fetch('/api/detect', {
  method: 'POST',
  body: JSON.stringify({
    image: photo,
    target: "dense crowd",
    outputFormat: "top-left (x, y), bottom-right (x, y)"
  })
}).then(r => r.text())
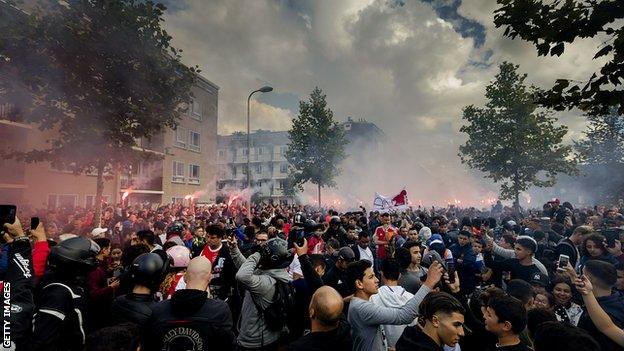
top-left (2, 198), bottom-right (624, 351)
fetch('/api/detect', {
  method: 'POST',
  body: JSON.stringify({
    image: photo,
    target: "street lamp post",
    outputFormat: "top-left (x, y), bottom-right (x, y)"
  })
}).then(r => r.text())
top-left (247, 85), bottom-right (273, 218)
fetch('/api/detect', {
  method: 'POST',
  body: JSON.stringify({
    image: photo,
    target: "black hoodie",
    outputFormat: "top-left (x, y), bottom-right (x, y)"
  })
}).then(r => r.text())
top-left (142, 289), bottom-right (235, 351)
top-left (396, 327), bottom-right (444, 351)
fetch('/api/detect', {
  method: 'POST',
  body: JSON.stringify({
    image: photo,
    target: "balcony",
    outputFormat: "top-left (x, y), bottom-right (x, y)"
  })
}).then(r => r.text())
top-left (134, 134), bottom-right (165, 154)
top-left (0, 158), bottom-right (26, 186)
top-left (120, 176), bottom-right (163, 191)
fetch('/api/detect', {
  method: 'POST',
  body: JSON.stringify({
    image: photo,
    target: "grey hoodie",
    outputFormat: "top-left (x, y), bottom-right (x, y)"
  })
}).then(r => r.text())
top-left (348, 284), bottom-right (432, 351)
top-left (234, 250), bottom-right (292, 348)
top-left (370, 285), bottom-right (417, 348)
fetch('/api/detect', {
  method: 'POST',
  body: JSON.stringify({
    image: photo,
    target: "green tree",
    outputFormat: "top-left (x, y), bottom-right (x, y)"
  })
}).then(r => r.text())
top-left (286, 87), bottom-right (347, 207)
top-left (459, 62), bottom-right (577, 211)
top-left (574, 107), bottom-right (624, 202)
top-left (494, 0), bottom-right (624, 116)
top-left (0, 0), bottom-right (197, 225)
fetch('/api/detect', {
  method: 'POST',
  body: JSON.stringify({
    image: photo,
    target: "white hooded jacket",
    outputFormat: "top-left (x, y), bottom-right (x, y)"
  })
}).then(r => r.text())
top-left (369, 285), bottom-right (417, 348)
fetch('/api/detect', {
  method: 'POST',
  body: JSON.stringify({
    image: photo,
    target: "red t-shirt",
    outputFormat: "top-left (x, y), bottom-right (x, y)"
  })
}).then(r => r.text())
top-left (201, 245), bottom-right (221, 264)
top-left (375, 225), bottom-right (397, 259)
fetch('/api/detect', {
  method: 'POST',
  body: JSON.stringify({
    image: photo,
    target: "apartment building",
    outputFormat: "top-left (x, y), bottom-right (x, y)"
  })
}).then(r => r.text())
top-left (216, 130), bottom-right (293, 204)
top-left (0, 75), bottom-right (219, 208)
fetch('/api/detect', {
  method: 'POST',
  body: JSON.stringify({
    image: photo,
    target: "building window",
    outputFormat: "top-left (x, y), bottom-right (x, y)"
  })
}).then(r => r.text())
top-left (172, 197), bottom-right (184, 204)
top-left (189, 164), bottom-right (200, 184)
top-left (280, 146), bottom-right (288, 155)
top-left (280, 163), bottom-right (288, 173)
top-left (242, 148), bottom-right (249, 156)
top-left (190, 98), bottom-right (202, 120)
top-left (258, 147), bottom-right (265, 155)
top-left (277, 180), bottom-right (284, 189)
top-left (85, 195), bottom-right (110, 208)
top-left (173, 127), bottom-right (187, 149)
top-left (48, 194), bottom-right (77, 209)
top-left (218, 149), bottom-right (226, 160)
top-left (256, 164), bottom-right (262, 174)
top-left (189, 131), bottom-right (200, 152)
top-left (172, 161), bottom-right (185, 183)
top-left (232, 167), bottom-right (237, 177)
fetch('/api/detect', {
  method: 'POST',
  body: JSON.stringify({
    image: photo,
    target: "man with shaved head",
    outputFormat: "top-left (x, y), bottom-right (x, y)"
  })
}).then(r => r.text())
top-left (288, 286), bottom-right (353, 351)
top-left (142, 256), bottom-right (235, 350)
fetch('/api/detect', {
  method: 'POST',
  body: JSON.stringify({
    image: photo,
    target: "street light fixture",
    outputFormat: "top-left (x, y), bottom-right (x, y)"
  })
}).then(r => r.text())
top-left (247, 85), bottom-right (273, 218)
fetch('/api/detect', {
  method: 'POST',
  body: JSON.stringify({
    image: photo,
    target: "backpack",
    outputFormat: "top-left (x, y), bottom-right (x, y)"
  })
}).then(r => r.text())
top-left (253, 279), bottom-right (296, 332)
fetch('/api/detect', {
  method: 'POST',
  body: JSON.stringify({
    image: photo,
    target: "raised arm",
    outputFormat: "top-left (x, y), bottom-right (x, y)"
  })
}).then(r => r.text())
top-left (576, 275), bottom-right (624, 347)
top-left (358, 261), bottom-right (443, 326)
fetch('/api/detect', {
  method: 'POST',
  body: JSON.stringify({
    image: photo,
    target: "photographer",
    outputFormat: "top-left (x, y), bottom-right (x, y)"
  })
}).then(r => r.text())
top-left (234, 237), bottom-right (293, 350)
top-left (2, 217), bottom-right (38, 349)
top-left (30, 236), bottom-right (100, 350)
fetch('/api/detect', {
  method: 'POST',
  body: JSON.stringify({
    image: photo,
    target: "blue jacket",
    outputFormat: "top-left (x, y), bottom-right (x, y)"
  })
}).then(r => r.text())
top-left (449, 243), bottom-right (478, 294)
top-left (578, 292), bottom-right (624, 351)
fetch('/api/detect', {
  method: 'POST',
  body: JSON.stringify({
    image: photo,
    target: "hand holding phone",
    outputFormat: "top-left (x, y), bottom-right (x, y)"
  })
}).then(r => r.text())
top-left (447, 262), bottom-right (456, 283)
top-left (557, 254), bottom-right (570, 271)
top-left (30, 217), bottom-right (40, 230)
top-left (0, 205), bottom-right (16, 228)
top-left (30, 217), bottom-right (47, 242)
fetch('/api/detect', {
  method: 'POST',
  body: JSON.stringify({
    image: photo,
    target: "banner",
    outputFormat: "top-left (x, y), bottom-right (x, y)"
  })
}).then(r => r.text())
top-left (373, 189), bottom-right (409, 212)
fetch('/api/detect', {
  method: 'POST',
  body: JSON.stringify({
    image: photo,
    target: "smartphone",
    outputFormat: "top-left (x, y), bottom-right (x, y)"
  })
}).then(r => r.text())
top-left (558, 254), bottom-right (570, 271)
top-left (0, 205), bottom-right (17, 228)
top-left (31, 217), bottom-right (40, 230)
top-left (447, 261), bottom-right (456, 283)
top-left (295, 228), bottom-right (305, 247)
top-left (426, 251), bottom-right (448, 271)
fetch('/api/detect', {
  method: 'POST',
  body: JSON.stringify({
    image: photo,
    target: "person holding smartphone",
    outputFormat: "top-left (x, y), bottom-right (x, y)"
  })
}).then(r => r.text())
top-left (575, 260), bottom-right (624, 351)
top-left (199, 224), bottom-right (235, 300)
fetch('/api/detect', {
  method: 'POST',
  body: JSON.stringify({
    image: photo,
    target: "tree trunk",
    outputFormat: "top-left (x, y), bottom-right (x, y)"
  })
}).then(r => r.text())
top-left (318, 184), bottom-right (321, 208)
top-left (93, 158), bottom-right (105, 229)
top-left (513, 174), bottom-right (520, 215)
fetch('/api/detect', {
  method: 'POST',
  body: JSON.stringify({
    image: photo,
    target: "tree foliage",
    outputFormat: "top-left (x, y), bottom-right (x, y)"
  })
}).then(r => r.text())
top-left (0, 0), bottom-right (197, 222)
top-left (494, 0), bottom-right (624, 116)
top-left (459, 62), bottom-right (577, 208)
top-left (286, 87), bottom-right (347, 206)
top-left (574, 107), bottom-right (624, 202)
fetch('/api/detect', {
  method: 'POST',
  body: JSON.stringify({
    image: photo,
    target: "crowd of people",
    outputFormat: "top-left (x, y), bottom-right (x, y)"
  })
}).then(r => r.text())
top-left (2, 198), bottom-right (624, 351)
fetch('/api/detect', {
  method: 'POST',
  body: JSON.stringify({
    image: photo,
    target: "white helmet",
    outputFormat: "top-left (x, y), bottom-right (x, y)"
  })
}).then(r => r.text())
top-left (166, 245), bottom-right (191, 268)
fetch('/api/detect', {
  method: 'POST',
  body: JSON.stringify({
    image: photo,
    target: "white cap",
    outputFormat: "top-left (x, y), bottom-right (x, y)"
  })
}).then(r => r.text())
top-left (90, 227), bottom-right (107, 238)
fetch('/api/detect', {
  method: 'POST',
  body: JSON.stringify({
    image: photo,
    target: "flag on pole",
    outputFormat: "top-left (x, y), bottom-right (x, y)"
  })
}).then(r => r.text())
top-left (373, 188), bottom-right (409, 212)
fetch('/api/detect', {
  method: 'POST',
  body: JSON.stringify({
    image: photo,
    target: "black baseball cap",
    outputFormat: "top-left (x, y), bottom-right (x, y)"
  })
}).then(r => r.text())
top-left (335, 247), bottom-right (355, 261)
top-left (530, 272), bottom-right (550, 287)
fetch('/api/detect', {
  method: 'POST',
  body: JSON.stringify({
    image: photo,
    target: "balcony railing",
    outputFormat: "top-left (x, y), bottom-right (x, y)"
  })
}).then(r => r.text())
top-left (120, 176), bottom-right (163, 191)
top-left (135, 135), bottom-right (165, 153)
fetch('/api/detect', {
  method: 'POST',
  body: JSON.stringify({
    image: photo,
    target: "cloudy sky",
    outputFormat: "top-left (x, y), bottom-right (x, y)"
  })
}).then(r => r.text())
top-left (161, 0), bottom-right (606, 207)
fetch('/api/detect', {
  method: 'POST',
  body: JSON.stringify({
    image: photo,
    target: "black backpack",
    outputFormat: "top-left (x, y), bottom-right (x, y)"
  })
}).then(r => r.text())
top-left (253, 279), bottom-right (296, 332)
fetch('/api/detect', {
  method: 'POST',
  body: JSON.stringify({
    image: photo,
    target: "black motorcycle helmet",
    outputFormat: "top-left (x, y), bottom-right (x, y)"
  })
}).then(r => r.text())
top-left (47, 237), bottom-right (99, 274)
top-left (293, 213), bottom-right (307, 226)
top-left (129, 251), bottom-right (170, 290)
top-left (259, 237), bottom-right (293, 270)
top-left (167, 221), bottom-right (184, 237)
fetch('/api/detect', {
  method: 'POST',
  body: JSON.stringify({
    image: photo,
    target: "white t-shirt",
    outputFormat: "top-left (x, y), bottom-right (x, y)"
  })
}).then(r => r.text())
top-left (358, 245), bottom-right (375, 267)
